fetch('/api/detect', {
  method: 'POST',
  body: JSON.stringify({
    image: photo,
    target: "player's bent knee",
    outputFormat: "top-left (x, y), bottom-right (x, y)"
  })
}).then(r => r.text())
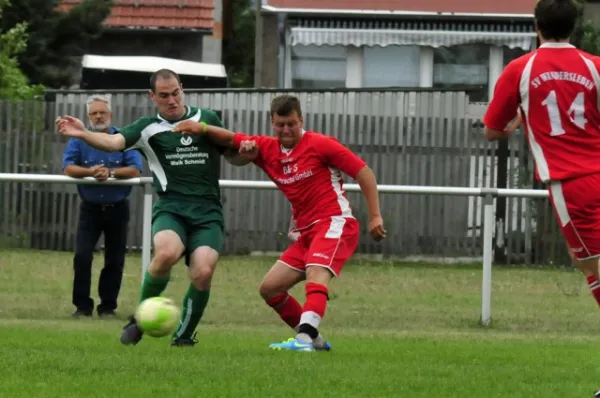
top-left (152, 249), bottom-right (181, 271)
top-left (189, 263), bottom-right (214, 285)
top-left (258, 270), bottom-right (285, 300)
top-left (259, 281), bottom-right (279, 301)
top-left (151, 231), bottom-right (184, 267)
top-left (188, 246), bottom-right (219, 288)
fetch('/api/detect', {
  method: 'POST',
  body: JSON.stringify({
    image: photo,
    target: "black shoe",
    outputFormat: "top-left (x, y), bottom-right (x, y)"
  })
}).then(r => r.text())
top-left (72, 309), bottom-right (92, 318)
top-left (171, 332), bottom-right (198, 347)
top-left (98, 310), bottom-right (116, 318)
top-left (594, 390), bottom-right (600, 398)
top-left (120, 316), bottom-right (143, 345)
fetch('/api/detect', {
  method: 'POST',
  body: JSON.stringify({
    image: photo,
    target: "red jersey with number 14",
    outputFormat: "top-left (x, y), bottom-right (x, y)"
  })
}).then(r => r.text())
top-left (232, 131), bottom-right (366, 229)
top-left (484, 42), bottom-right (600, 183)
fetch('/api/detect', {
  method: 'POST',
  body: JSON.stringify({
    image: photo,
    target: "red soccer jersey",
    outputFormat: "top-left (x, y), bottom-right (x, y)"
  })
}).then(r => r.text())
top-left (232, 130), bottom-right (367, 229)
top-left (484, 42), bottom-right (600, 183)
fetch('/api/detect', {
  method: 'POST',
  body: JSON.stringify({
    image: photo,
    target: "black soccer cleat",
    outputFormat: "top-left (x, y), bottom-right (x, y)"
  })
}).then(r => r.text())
top-left (120, 315), bottom-right (143, 345)
top-left (594, 390), bottom-right (600, 398)
top-left (71, 309), bottom-right (92, 318)
top-left (171, 332), bottom-right (198, 347)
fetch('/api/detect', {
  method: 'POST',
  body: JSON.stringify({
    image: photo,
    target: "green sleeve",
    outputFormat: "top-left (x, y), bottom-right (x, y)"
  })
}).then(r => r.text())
top-left (119, 117), bottom-right (153, 150)
top-left (209, 109), bottom-right (225, 128)
top-left (206, 110), bottom-right (227, 154)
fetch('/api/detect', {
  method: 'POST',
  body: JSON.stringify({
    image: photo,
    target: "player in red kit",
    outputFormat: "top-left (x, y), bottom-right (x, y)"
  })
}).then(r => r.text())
top-left (173, 95), bottom-right (386, 351)
top-left (483, 0), bottom-right (600, 311)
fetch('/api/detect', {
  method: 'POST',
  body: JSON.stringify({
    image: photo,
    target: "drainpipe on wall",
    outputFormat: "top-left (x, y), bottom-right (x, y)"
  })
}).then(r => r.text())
top-left (276, 13), bottom-right (287, 88)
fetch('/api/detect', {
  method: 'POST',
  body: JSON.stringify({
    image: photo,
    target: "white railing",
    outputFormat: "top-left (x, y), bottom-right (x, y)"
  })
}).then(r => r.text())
top-left (0, 173), bottom-right (551, 326)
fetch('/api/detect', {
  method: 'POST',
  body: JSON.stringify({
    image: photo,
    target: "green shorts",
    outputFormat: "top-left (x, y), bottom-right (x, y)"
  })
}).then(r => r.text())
top-left (151, 196), bottom-right (225, 257)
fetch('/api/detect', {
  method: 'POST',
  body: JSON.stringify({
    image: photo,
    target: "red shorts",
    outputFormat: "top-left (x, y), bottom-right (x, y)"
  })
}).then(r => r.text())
top-left (279, 216), bottom-right (359, 277)
top-left (549, 173), bottom-right (600, 260)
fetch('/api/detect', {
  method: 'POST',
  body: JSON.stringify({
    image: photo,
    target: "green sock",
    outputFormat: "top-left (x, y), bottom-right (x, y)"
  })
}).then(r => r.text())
top-left (138, 271), bottom-right (170, 303)
top-left (172, 285), bottom-right (211, 340)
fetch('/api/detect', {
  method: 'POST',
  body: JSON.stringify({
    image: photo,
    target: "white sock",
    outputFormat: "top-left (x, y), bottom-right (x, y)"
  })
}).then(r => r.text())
top-left (312, 334), bottom-right (326, 348)
top-left (294, 325), bottom-right (324, 345)
top-left (296, 332), bottom-right (312, 343)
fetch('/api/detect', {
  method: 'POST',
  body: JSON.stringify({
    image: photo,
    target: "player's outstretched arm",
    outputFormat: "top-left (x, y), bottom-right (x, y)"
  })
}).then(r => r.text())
top-left (173, 121), bottom-right (260, 166)
top-left (355, 166), bottom-right (386, 241)
top-left (172, 120), bottom-right (236, 147)
top-left (223, 148), bottom-right (253, 166)
top-left (56, 116), bottom-right (126, 152)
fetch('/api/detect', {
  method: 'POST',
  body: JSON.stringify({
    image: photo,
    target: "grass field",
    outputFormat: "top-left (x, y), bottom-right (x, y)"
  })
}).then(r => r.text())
top-left (2, 249), bottom-right (600, 397)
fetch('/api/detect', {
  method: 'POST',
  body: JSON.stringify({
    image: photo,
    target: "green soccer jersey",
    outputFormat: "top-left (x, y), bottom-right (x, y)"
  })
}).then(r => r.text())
top-left (119, 106), bottom-right (226, 200)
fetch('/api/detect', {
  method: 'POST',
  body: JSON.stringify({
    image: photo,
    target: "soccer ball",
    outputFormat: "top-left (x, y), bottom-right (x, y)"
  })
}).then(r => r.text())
top-left (134, 297), bottom-right (180, 337)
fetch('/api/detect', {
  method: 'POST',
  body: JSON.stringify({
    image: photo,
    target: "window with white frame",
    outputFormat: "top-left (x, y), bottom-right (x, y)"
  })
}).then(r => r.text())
top-left (362, 45), bottom-right (421, 88)
top-left (291, 45), bottom-right (347, 89)
top-left (433, 44), bottom-right (490, 102)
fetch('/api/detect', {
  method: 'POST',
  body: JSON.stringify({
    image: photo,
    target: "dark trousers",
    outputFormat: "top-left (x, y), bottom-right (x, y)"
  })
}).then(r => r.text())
top-left (72, 200), bottom-right (130, 314)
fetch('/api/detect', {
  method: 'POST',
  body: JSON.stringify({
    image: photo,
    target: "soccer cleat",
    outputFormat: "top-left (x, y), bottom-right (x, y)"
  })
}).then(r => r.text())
top-left (313, 340), bottom-right (332, 351)
top-left (594, 390), bottom-right (600, 398)
top-left (269, 337), bottom-right (315, 352)
top-left (171, 332), bottom-right (198, 347)
top-left (71, 309), bottom-right (92, 318)
top-left (98, 310), bottom-right (116, 318)
top-left (120, 315), bottom-right (143, 345)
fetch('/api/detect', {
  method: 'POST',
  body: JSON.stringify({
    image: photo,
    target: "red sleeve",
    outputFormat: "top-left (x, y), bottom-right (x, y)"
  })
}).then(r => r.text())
top-left (317, 135), bottom-right (366, 179)
top-left (232, 133), bottom-right (272, 164)
top-left (232, 132), bottom-right (252, 148)
top-left (483, 61), bottom-right (522, 131)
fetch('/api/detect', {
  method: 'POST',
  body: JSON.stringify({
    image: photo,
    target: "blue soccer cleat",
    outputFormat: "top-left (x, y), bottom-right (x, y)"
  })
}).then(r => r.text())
top-left (269, 337), bottom-right (315, 352)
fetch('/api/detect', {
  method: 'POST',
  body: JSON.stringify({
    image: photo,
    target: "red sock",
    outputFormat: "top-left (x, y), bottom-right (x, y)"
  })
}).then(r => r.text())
top-left (266, 293), bottom-right (302, 329)
top-left (587, 276), bottom-right (600, 306)
top-left (301, 282), bottom-right (329, 324)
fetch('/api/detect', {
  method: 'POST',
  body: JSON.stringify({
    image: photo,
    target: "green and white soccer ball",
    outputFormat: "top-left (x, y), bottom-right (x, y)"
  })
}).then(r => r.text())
top-left (135, 297), bottom-right (181, 337)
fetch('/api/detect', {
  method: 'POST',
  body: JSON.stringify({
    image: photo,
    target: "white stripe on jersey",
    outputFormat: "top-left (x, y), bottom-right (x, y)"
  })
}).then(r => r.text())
top-left (519, 54), bottom-right (551, 182)
top-left (579, 55), bottom-right (600, 111)
top-left (328, 167), bottom-right (352, 218)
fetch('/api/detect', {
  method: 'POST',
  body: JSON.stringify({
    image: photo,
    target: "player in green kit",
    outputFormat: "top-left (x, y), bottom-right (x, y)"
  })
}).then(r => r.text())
top-left (56, 69), bottom-right (248, 347)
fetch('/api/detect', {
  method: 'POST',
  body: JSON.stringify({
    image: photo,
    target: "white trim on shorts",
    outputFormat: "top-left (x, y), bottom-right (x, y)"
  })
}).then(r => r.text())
top-left (305, 263), bottom-right (339, 277)
top-left (277, 259), bottom-right (305, 273)
top-left (550, 182), bottom-right (593, 259)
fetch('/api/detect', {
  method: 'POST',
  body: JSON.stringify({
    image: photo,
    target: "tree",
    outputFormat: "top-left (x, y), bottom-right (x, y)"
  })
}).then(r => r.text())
top-left (222, 0), bottom-right (256, 87)
top-left (0, 0), bottom-right (43, 99)
top-left (572, 0), bottom-right (600, 55)
top-left (0, 0), bottom-right (112, 88)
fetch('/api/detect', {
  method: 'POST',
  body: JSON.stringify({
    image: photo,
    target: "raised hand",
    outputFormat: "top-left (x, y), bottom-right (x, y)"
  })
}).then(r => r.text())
top-left (56, 115), bottom-right (86, 138)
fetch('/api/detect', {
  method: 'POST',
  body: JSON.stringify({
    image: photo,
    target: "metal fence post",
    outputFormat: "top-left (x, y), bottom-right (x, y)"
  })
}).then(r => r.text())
top-left (481, 190), bottom-right (497, 326)
top-left (141, 182), bottom-right (153, 281)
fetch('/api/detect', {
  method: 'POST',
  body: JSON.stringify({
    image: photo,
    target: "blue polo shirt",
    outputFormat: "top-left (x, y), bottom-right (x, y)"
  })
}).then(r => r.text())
top-left (62, 126), bottom-right (144, 204)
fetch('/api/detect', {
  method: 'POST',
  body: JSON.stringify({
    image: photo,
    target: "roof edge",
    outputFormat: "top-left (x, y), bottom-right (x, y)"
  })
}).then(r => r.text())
top-left (261, 5), bottom-right (534, 20)
top-left (103, 26), bottom-right (213, 33)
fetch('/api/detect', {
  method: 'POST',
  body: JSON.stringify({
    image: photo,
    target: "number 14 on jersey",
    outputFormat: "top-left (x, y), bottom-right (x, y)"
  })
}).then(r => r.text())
top-left (541, 90), bottom-right (587, 136)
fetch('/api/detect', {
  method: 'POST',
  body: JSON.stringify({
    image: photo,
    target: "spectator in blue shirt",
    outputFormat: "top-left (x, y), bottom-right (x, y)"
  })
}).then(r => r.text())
top-left (62, 94), bottom-right (144, 318)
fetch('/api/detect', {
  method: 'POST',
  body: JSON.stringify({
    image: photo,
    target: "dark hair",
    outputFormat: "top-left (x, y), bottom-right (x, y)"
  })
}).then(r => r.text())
top-left (534, 0), bottom-right (579, 41)
top-left (150, 69), bottom-right (181, 92)
top-left (270, 95), bottom-right (303, 118)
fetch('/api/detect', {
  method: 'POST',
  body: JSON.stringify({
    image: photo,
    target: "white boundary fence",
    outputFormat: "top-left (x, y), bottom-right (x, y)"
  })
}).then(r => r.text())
top-left (0, 173), bottom-right (551, 326)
